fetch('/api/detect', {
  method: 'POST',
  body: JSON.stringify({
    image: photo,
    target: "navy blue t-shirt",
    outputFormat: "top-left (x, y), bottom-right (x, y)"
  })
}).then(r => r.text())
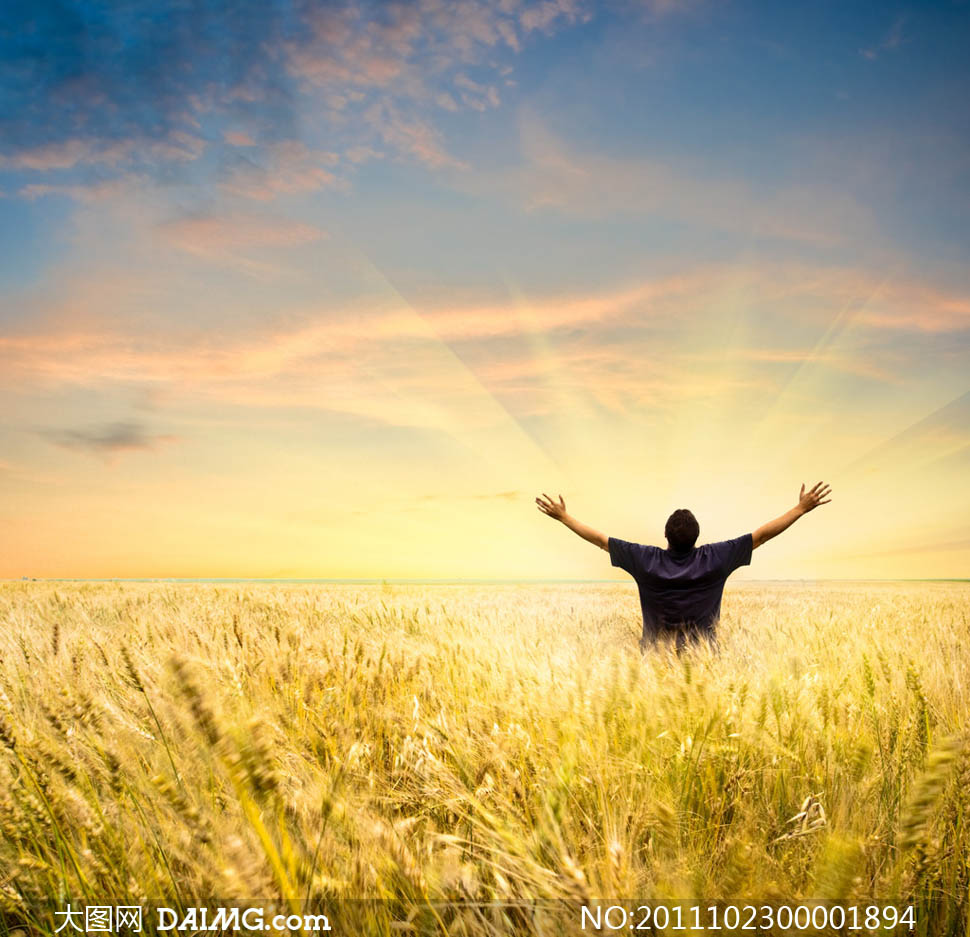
top-left (608, 533), bottom-right (753, 642)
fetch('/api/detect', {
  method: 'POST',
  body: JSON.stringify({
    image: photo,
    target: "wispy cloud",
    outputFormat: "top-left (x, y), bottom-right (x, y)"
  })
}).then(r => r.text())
top-left (218, 141), bottom-right (347, 201)
top-left (1, 139), bottom-right (118, 171)
top-left (860, 14), bottom-right (908, 61)
top-left (362, 100), bottom-right (471, 171)
top-left (41, 420), bottom-right (179, 456)
top-left (4, 259), bottom-right (968, 390)
top-left (417, 489), bottom-right (521, 502)
top-left (452, 73), bottom-right (502, 111)
top-left (17, 174), bottom-right (153, 203)
top-left (6, 260), bottom-right (965, 438)
top-left (0, 134), bottom-right (205, 172)
top-left (223, 130), bottom-right (257, 147)
top-left (519, 0), bottom-right (593, 35)
top-left (857, 295), bottom-right (970, 333)
top-left (155, 212), bottom-right (327, 275)
top-left (627, 0), bottom-right (705, 20)
top-left (690, 346), bottom-right (902, 383)
top-left (0, 0), bottom-right (592, 200)
top-left (451, 110), bottom-right (877, 245)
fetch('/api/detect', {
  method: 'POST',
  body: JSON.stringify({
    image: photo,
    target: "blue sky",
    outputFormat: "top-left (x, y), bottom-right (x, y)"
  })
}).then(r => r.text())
top-left (1, 0), bottom-right (969, 578)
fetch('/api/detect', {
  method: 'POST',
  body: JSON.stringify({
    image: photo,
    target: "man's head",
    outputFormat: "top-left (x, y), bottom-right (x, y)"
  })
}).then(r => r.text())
top-left (665, 508), bottom-right (699, 552)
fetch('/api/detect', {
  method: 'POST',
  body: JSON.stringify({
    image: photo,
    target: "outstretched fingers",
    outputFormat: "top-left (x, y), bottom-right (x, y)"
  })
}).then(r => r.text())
top-left (813, 481), bottom-right (833, 507)
top-left (536, 491), bottom-right (568, 519)
top-left (800, 481), bottom-right (833, 509)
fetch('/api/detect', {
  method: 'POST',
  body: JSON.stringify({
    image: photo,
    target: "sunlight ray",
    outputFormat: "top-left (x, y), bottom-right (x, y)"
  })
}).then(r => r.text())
top-left (495, 268), bottom-right (604, 480)
top-left (336, 241), bottom-right (569, 488)
top-left (835, 388), bottom-right (970, 478)
top-left (751, 268), bottom-right (898, 433)
top-left (740, 267), bottom-right (902, 480)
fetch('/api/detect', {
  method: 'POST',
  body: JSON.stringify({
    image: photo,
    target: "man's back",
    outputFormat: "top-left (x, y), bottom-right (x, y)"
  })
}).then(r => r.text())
top-left (608, 534), bottom-right (753, 646)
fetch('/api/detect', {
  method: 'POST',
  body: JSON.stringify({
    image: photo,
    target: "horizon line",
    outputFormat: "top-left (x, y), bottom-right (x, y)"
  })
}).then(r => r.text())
top-left (3, 577), bottom-right (968, 585)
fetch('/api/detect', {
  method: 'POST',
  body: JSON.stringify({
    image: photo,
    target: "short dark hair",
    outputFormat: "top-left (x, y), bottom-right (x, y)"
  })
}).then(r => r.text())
top-left (665, 508), bottom-right (699, 552)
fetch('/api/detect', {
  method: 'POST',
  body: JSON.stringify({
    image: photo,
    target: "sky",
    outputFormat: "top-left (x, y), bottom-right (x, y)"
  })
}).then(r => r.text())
top-left (1, 0), bottom-right (968, 580)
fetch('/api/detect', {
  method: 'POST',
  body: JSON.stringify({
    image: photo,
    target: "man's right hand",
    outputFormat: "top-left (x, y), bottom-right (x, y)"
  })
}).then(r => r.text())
top-left (536, 494), bottom-right (609, 550)
top-left (536, 492), bottom-right (568, 522)
top-left (798, 481), bottom-right (832, 513)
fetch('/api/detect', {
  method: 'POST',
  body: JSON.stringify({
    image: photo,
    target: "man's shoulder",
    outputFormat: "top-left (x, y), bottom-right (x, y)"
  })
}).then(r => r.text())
top-left (609, 537), bottom-right (659, 563)
top-left (702, 533), bottom-right (753, 551)
top-left (610, 536), bottom-right (659, 551)
top-left (701, 533), bottom-right (754, 570)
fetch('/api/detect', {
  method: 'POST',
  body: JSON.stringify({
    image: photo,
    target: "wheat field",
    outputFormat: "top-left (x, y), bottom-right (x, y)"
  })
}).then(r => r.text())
top-left (0, 580), bottom-right (968, 935)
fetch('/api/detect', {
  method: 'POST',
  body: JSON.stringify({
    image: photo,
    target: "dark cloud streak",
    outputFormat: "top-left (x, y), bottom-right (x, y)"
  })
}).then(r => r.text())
top-left (42, 420), bottom-right (178, 454)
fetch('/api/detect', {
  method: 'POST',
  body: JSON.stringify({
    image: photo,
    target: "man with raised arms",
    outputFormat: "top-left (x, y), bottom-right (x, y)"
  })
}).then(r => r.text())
top-left (535, 482), bottom-right (832, 651)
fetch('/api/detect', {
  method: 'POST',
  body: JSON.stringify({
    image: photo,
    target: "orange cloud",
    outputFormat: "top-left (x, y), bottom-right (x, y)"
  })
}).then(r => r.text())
top-left (0, 139), bottom-right (102, 170)
top-left (220, 141), bottom-right (346, 201)
top-left (2, 258), bottom-right (967, 439)
top-left (453, 73), bottom-right (501, 111)
top-left (4, 259), bottom-right (967, 387)
top-left (18, 174), bottom-right (153, 203)
top-left (519, 0), bottom-right (592, 35)
top-left (223, 130), bottom-right (257, 147)
top-left (279, 0), bottom-right (583, 171)
top-left (857, 294), bottom-right (970, 332)
top-left (1, 134), bottom-right (205, 172)
top-left (0, 266), bottom-right (713, 438)
top-left (362, 100), bottom-right (470, 171)
top-left (156, 213), bottom-right (327, 271)
top-left (723, 347), bottom-right (901, 382)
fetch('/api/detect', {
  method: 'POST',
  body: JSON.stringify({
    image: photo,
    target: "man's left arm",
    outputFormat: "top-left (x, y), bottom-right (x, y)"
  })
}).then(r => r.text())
top-left (752, 482), bottom-right (832, 549)
top-left (535, 493), bottom-right (609, 551)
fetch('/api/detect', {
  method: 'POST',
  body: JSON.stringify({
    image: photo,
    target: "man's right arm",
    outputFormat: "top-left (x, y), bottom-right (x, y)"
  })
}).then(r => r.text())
top-left (535, 492), bottom-right (609, 550)
top-left (752, 481), bottom-right (832, 549)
